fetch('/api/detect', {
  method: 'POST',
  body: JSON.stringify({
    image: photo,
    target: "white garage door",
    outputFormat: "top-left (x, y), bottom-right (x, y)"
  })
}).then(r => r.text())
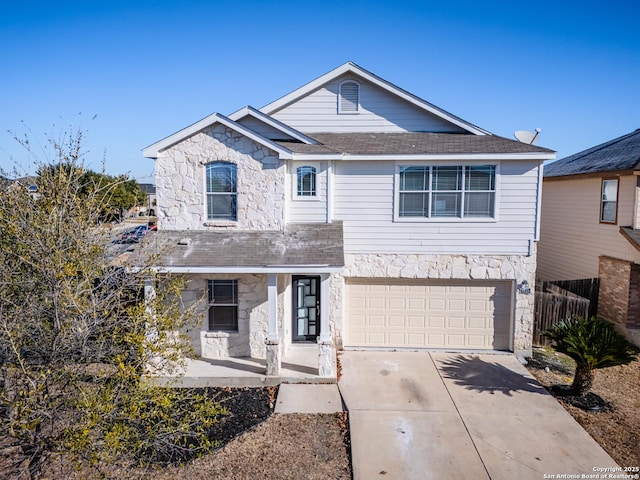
top-left (345, 279), bottom-right (512, 350)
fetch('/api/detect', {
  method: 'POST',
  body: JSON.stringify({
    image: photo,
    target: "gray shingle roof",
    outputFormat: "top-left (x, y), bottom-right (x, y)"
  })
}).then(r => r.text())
top-left (620, 227), bottom-right (640, 253)
top-left (545, 129), bottom-right (640, 178)
top-left (146, 222), bottom-right (344, 268)
top-left (275, 132), bottom-right (555, 155)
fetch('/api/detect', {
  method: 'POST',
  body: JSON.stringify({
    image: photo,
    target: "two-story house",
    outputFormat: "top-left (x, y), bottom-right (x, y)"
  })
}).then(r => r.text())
top-left (538, 129), bottom-right (640, 339)
top-left (143, 62), bottom-right (555, 376)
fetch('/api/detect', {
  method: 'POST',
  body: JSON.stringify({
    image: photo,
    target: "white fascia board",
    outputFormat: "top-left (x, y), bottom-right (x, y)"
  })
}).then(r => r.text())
top-left (291, 154), bottom-right (342, 161)
top-left (260, 61), bottom-right (490, 136)
top-left (228, 106), bottom-right (319, 145)
top-left (292, 152), bottom-right (557, 162)
top-left (142, 112), bottom-right (293, 159)
top-left (153, 265), bottom-right (343, 274)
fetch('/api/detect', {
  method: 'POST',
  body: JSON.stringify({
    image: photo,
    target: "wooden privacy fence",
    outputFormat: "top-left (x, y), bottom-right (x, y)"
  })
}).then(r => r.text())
top-left (550, 278), bottom-right (599, 319)
top-left (533, 286), bottom-right (590, 347)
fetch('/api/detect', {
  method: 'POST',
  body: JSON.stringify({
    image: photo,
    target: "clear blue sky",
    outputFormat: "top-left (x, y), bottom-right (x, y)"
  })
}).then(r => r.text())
top-left (1, 0), bottom-right (638, 183)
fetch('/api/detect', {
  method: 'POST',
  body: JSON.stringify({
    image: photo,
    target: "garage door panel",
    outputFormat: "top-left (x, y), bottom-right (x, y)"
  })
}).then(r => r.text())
top-left (467, 335), bottom-right (487, 347)
top-left (346, 279), bottom-right (511, 350)
top-left (448, 298), bottom-right (466, 311)
top-left (350, 314), bottom-right (366, 327)
top-left (350, 297), bottom-right (366, 309)
top-left (368, 297), bottom-right (386, 309)
top-left (446, 334), bottom-right (466, 347)
top-left (407, 333), bottom-right (427, 345)
top-left (388, 332), bottom-right (405, 344)
top-left (468, 299), bottom-right (488, 312)
top-left (368, 332), bottom-right (386, 344)
top-left (428, 316), bottom-right (445, 328)
top-left (408, 298), bottom-right (426, 310)
top-left (389, 298), bottom-right (406, 309)
top-left (429, 298), bottom-right (446, 310)
top-left (407, 316), bottom-right (425, 328)
top-left (447, 316), bottom-right (465, 328)
top-left (468, 317), bottom-right (488, 329)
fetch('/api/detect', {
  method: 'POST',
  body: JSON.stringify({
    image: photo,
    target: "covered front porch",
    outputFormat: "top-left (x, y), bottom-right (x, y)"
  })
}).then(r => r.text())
top-left (147, 223), bottom-right (345, 384)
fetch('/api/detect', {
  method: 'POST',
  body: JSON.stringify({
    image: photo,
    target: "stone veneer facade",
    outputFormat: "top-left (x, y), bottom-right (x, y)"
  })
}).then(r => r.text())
top-left (156, 124), bottom-right (285, 231)
top-left (181, 274), bottom-right (269, 358)
top-left (182, 273), bottom-right (342, 360)
top-left (341, 252), bottom-right (537, 357)
top-left (177, 255), bottom-right (535, 359)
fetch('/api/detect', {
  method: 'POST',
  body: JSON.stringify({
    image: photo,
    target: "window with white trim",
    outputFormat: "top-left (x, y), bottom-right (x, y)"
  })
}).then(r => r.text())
top-left (296, 166), bottom-right (317, 197)
top-left (206, 162), bottom-right (237, 220)
top-left (398, 165), bottom-right (496, 218)
top-left (208, 280), bottom-right (238, 331)
top-left (338, 81), bottom-right (359, 113)
top-left (600, 178), bottom-right (618, 223)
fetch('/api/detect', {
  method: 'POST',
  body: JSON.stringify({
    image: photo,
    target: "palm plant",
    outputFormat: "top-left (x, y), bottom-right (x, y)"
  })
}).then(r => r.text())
top-left (544, 316), bottom-right (636, 396)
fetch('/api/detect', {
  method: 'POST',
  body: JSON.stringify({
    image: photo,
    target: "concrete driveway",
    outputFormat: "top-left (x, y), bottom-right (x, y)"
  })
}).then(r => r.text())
top-left (338, 351), bottom-right (617, 480)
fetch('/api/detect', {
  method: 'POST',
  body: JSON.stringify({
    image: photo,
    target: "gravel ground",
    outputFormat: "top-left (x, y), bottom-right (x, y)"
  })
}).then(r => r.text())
top-left (526, 346), bottom-right (640, 468)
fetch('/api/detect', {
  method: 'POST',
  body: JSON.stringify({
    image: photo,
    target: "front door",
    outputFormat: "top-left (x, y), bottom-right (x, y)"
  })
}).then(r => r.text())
top-left (292, 276), bottom-right (320, 342)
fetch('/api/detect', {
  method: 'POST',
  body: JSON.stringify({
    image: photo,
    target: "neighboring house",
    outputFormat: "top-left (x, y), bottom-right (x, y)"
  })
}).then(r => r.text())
top-left (538, 129), bottom-right (640, 332)
top-left (14, 176), bottom-right (39, 198)
top-left (143, 61), bottom-right (555, 375)
top-left (137, 183), bottom-right (157, 216)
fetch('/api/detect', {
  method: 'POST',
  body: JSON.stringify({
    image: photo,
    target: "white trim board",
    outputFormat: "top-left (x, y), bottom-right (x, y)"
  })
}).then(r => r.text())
top-left (154, 265), bottom-right (343, 274)
top-left (143, 112), bottom-right (293, 159)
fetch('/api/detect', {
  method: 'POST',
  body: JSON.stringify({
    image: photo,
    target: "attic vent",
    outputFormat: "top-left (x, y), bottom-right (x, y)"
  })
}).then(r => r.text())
top-left (339, 81), bottom-right (359, 113)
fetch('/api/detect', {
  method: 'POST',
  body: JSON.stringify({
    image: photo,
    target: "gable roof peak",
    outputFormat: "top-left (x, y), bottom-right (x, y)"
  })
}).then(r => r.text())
top-left (260, 61), bottom-right (490, 136)
top-left (142, 111), bottom-right (293, 159)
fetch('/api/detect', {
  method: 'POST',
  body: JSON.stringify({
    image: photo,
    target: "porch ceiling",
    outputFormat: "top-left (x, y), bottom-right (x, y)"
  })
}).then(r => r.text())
top-left (145, 222), bottom-right (344, 271)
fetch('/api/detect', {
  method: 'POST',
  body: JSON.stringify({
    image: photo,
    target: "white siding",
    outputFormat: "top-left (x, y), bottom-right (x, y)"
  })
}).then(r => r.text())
top-left (332, 160), bottom-right (541, 255)
top-left (537, 175), bottom-right (640, 281)
top-left (271, 74), bottom-right (466, 134)
top-left (289, 161), bottom-right (328, 223)
top-left (236, 116), bottom-right (298, 141)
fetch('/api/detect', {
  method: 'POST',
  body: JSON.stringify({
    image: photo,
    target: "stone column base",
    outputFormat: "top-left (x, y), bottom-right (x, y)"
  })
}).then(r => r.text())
top-left (265, 337), bottom-right (281, 376)
top-left (318, 338), bottom-right (334, 377)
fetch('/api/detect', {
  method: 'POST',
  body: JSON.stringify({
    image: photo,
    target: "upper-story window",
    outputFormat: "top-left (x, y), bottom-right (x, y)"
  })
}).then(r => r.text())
top-left (338, 80), bottom-right (360, 113)
top-left (296, 166), bottom-right (317, 197)
top-left (206, 162), bottom-right (237, 221)
top-left (398, 165), bottom-right (496, 219)
top-left (600, 178), bottom-right (618, 223)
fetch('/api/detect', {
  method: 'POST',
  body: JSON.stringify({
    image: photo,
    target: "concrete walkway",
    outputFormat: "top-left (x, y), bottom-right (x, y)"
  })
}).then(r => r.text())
top-left (338, 351), bottom-right (618, 480)
top-left (274, 383), bottom-right (344, 414)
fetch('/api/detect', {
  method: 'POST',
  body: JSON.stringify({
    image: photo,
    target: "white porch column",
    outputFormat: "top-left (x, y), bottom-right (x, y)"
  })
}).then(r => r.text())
top-left (265, 273), bottom-right (281, 376)
top-left (144, 277), bottom-right (163, 375)
top-left (144, 278), bottom-right (158, 343)
top-left (318, 273), bottom-right (334, 377)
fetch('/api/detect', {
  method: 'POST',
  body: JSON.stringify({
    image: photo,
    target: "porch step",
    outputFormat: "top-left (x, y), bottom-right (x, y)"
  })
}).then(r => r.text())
top-left (274, 383), bottom-right (344, 414)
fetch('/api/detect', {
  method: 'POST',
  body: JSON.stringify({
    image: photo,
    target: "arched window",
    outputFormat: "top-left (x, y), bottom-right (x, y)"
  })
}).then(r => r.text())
top-left (297, 166), bottom-right (316, 197)
top-left (206, 162), bottom-right (237, 220)
top-left (338, 80), bottom-right (360, 113)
